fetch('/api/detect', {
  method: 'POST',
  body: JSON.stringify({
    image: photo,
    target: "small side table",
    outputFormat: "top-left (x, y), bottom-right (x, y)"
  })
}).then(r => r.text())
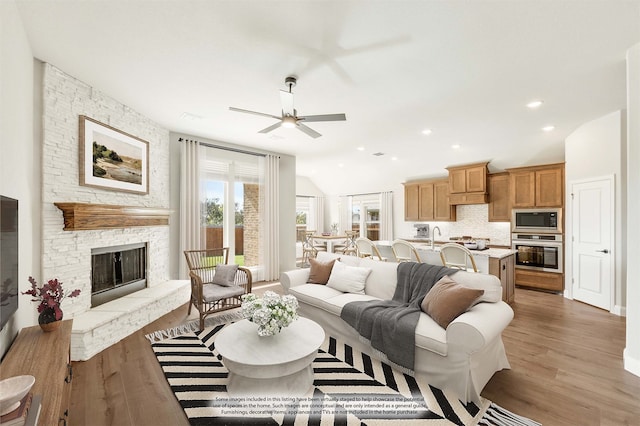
top-left (216, 317), bottom-right (325, 397)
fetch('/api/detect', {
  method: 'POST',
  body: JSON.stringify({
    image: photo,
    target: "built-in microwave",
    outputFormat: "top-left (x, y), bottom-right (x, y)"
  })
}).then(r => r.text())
top-left (511, 208), bottom-right (562, 234)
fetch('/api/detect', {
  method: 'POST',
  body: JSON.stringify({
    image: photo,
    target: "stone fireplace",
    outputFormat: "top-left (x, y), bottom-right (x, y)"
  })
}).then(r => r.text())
top-left (91, 242), bottom-right (147, 307)
top-left (40, 63), bottom-right (190, 361)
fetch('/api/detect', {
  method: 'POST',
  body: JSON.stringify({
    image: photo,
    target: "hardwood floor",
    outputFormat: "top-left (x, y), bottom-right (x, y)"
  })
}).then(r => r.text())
top-left (69, 285), bottom-right (640, 425)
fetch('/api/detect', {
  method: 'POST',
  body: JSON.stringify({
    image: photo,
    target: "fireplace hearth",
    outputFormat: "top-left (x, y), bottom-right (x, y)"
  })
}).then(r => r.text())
top-left (91, 242), bottom-right (147, 307)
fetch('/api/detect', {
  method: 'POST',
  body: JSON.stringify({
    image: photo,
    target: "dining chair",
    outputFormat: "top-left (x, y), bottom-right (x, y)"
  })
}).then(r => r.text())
top-left (302, 231), bottom-right (324, 265)
top-left (391, 239), bottom-right (422, 262)
top-left (355, 237), bottom-right (387, 261)
top-left (334, 230), bottom-right (358, 256)
top-left (439, 243), bottom-right (478, 272)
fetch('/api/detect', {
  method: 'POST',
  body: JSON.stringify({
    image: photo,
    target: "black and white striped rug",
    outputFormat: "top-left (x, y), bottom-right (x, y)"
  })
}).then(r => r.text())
top-left (150, 322), bottom-right (540, 426)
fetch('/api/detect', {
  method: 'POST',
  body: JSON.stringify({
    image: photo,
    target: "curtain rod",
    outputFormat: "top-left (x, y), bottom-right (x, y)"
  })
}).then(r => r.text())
top-left (178, 137), bottom-right (268, 158)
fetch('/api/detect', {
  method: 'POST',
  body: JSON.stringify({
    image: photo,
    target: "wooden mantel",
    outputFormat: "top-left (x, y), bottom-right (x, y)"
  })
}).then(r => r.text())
top-left (54, 202), bottom-right (171, 231)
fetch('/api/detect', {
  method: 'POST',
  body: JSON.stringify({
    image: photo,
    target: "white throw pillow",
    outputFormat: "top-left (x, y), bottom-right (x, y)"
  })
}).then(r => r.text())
top-left (326, 261), bottom-right (372, 294)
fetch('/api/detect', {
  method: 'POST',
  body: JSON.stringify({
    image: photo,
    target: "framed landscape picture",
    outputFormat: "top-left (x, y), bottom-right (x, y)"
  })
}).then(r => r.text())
top-left (79, 116), bottom-right (149, 194)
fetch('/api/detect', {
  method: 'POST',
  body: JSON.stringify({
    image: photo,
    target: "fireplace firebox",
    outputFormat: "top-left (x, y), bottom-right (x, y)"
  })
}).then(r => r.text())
top-left (91, 242), bottom-right (147, 307)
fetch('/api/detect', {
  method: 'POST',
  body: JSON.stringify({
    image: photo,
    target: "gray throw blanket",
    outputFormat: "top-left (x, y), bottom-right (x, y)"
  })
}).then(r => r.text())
top-left (340, 262), bottom-right (457, 371)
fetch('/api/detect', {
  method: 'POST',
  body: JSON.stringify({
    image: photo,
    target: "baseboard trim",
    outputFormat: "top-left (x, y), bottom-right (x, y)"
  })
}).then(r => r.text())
top-left (624, 348), bottom-right (640, 378)
top-left (612, 304), bottom-right (626, 316)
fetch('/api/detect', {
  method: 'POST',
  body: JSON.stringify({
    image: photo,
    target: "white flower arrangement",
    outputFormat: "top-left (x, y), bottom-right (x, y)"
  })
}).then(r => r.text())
top-left (240, 291), bottom-right (299, 336)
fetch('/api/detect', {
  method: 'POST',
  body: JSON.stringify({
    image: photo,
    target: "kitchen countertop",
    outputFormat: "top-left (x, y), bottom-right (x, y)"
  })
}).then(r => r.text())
top-left (377, 240), bottom-right (515, 259)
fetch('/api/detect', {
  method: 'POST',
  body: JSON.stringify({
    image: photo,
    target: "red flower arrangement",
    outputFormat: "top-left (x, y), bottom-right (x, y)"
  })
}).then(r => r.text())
top-left (22, 277), bottom-right (81, 321)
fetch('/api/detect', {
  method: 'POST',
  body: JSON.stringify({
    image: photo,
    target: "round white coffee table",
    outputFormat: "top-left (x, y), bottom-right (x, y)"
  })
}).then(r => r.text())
top-left (215, 317), bottom-right (325, 397)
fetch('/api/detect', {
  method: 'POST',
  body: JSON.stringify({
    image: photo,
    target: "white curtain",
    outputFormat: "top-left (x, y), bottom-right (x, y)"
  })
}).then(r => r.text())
top-left (309, 196), bottom-right (325, 233)
top-left (338, 195), bottom-right (352, 234)
top-left (263, 154), bottom-right (280, 281)
top-left (179, 139), bottom-right (202, 278)
top-left (380, 191), bottom-right (394, 241)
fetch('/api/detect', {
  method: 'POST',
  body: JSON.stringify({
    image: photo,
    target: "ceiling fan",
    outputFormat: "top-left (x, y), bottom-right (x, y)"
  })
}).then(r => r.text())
top-left (229, 76), bottom-right (346, 138)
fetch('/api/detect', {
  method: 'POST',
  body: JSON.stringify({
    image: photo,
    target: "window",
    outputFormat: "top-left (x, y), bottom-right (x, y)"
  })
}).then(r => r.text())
top-left (296, 196), bottom-right (311, 242)
top-left (351, 195), bottom-right (380, 240)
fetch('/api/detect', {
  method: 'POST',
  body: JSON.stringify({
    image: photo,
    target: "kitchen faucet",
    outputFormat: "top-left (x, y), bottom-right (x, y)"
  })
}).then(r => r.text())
top-left (431, 226), bottom-right (441, 250)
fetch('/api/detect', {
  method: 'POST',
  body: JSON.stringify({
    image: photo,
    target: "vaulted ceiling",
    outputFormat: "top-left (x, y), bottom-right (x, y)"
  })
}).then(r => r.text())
top-left (15, 0), bottom-right (640, 195)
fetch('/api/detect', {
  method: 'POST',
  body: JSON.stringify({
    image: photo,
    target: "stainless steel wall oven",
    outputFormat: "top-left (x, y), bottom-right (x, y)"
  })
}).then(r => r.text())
top-left (511, 233), bottom-right (563, 273)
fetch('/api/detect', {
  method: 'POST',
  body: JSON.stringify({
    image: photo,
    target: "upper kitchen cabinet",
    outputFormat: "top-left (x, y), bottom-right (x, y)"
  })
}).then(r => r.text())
top-left (488, 172), bottom-right (510, 222)
top-left (507, 163), bottom-right (564, 208)
top-left (446, 162), bottom-right (489, 205)
top-left (404, 183), bottom-right (420, 221)
top-left (403, 179), bottom-right (456, 222)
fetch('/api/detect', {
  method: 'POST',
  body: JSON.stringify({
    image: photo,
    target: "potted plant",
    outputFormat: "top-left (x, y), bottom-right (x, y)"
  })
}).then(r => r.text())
top-left (22, 277), bottom-right (81, 332)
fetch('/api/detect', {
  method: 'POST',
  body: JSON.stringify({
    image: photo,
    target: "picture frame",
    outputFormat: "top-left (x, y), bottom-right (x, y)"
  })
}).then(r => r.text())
top-left (79, 115), bottom-right (149, 194)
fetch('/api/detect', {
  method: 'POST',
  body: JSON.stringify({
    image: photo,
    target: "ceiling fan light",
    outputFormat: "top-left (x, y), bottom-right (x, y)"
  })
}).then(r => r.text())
top-left (282, 116), bottom-right (297, 128)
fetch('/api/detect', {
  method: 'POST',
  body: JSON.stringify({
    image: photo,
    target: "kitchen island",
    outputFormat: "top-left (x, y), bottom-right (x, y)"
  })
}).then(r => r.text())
top-left (376, 241), bottom-right (515, 303)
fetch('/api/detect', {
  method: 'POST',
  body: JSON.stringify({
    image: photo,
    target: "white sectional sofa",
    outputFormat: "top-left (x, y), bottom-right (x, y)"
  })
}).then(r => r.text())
top-left (280, 251), bottom-right (514, 403)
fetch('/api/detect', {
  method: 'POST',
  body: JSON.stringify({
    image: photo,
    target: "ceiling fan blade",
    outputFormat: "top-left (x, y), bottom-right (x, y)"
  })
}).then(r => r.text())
top-left (279, 90), bottom-right (294, 116)
top-left (258, 121), bottom-right (283, 134)
top-left (296, 123), bottom-right (322, 138)
top-left (229, 107), bottom-right (281, 120)
top-left (299, 113), bottom-right (347, 122)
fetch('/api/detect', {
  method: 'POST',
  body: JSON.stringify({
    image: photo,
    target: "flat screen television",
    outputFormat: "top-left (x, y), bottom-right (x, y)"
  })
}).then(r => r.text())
top-left (1, 195), bottom-right (19, 330)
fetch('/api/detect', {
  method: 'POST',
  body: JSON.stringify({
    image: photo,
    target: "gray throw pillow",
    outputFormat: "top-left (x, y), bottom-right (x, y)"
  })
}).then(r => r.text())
top-left (211, 264), bottom-right (239, 287)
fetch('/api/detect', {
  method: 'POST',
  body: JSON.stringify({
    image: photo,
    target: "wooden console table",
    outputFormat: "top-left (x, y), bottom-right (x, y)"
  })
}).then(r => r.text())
top-left (0, 320), bottom-right (73, 425)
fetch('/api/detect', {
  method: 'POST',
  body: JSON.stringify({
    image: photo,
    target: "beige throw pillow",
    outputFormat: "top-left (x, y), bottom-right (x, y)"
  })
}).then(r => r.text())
top-left (421, 275), bottom-right (484, 329)
top-left (308, 258), bottom-right (336, 284)
top-left (212, 264), bottom-right (239, 287)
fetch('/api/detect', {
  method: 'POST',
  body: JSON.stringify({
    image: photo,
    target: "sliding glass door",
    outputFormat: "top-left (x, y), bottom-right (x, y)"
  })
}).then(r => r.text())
top-left (202, 147), bottom-right (264, 276)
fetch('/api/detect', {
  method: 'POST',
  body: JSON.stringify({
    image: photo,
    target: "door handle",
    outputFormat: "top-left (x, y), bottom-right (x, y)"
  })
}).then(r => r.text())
top-left (596, 249), bottom-right (609, 254)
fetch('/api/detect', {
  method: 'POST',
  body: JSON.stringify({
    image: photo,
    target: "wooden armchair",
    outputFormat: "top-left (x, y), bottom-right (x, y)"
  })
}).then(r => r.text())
top-left (183, 248), bottom-right (252, 330)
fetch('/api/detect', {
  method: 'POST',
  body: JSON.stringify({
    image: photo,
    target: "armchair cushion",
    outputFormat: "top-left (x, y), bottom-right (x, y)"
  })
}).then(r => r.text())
top-left (421, 275), bottom-right (484, 329)
top-left (308, 258), bottom-right (336, 284)
top-left (202, 283), bottom-right (245, 302)
top-left (212, 264), bottom-right (239, 287)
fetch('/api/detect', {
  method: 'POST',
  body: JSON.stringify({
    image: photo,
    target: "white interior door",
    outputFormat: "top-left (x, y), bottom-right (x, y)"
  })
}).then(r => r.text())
top-left (571, 177), bottom-right (613, 310)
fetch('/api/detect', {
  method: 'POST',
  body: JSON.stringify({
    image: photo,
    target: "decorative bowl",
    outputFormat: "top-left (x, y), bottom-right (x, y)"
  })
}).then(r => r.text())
top-left (0, 375), bottom-right (35, 415)
top-left (464, 242), bottom-right (478, 250)
top-left (321, 232), bottom-right (331, 236)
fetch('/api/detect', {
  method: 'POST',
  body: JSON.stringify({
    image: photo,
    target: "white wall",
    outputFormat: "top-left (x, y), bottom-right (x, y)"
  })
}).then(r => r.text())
top-left (565, 110), bottom-right (626, 312)
top-left (625, 43), bottom-right (640, 378)
top-left (0, 1), bottom-right (38, 357)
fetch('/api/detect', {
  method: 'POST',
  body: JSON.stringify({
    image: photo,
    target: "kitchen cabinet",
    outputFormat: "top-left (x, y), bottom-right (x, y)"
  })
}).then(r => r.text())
top-left (433, 180), bottom-right (455, 221)
top-left (447, 162), bottom-right (489, 205)
top-left (508, 163), bottom-right (564, 208)
top-left (404, 179), bottom-right (456, 221)
top-left (515, 269), bottom-right (564, 293)
top-left (489, 253), bottom-right (515, 303)
top-left (488, 173), bottom-right (510, 222)
top-left (404, 183), bottom-right (419, 221)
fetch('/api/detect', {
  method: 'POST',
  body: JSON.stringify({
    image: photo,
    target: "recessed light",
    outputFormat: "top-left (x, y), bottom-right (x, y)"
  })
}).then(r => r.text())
top-left (451, 144), bottom-right (461, 149)
top-left (421, 129), bottom-right (433, 135)
top-left (391, 156), bottom-right (398, 161)
top-left (338, 163), bottom-right (344, 168)
top-left (542, 125), bottom-right (555, 132)
top-left (357, 146), bottom-right (365, 151)
top-left (527, 100), bottom-right (544, 109)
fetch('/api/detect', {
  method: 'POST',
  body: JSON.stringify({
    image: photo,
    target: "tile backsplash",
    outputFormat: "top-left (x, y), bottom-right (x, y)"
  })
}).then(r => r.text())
top-left (398, 204), bottom-right (511, 246)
